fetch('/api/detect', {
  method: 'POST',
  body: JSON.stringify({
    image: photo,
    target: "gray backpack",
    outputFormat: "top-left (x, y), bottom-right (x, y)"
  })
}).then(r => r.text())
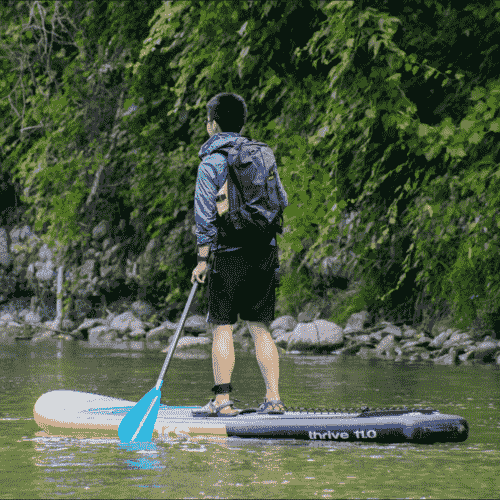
top-left (212, 136), bottom-right (289, 248)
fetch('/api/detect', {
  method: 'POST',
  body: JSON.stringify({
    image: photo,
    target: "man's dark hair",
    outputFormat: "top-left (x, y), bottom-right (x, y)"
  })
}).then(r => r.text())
top-left (206, 92), bottom-right (247, 133)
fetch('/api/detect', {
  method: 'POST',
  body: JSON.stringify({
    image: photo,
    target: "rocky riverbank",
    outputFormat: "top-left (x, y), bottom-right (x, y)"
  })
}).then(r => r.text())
top-left (2, 221), bottom-right (499, 366)
top-left (1, 306), bottom-right (499, 367)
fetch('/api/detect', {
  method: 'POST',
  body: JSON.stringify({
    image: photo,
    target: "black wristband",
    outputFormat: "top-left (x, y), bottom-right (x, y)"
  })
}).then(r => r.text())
top-left (197, 255), bottom-right (208, 263)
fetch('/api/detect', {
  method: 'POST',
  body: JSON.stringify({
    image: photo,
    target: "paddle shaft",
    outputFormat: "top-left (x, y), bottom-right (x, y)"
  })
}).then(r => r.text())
top-left (154, 265), bottom-right (209, 390)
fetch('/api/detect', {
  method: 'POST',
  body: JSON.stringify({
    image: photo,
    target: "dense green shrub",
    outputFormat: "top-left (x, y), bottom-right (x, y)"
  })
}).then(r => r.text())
top-left (1, 1), bottom-right (499, 337)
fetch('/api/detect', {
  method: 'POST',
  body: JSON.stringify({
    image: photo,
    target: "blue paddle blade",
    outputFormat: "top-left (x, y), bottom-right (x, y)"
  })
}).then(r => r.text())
top-left (118, 386), bottom-right (162, 443)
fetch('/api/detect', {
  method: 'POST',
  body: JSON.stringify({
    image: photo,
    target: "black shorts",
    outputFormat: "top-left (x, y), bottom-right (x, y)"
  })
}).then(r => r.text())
top-left (206, 244), bottom-right (279, 327)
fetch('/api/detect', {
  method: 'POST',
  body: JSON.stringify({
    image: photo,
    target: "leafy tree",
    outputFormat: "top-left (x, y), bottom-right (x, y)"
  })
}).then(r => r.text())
top-left (1, 0), bottom-right (499, 338)
top-left (0, 0), bottom-right (165, 319)
top-left (291, 0), bottom-right (500, 334)
top-left (128, 0), bottom-right (500, 334)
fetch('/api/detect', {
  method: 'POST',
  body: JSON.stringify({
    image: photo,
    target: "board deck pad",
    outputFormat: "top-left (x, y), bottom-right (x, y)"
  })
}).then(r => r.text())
top-left (34, 390), bottom-right (469, 443)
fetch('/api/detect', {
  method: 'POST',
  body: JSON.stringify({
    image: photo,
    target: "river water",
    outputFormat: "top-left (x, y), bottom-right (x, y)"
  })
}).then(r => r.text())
top-left (1, 339), bottom-right (499, 499)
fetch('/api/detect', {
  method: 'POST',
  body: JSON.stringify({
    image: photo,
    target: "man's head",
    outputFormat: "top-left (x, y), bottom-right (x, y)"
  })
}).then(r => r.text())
top-left (206, 92), bottom-right (247, 137)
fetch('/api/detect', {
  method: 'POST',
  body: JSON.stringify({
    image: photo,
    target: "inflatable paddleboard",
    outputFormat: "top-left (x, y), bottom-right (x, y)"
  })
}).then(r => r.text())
top-left (34, 390), bottom-right (469, 443)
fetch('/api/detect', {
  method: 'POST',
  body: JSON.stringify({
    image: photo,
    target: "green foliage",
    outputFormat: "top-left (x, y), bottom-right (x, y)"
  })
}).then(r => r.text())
top-left (1, 0), bottom-right (167, 301)
top-left (288, 0), bottom-right (500, 332)
top-left (0, 0), bottom-right (499, 337)
top-left (328, 295), bottom-right (368, 330)
top-left (276, 267), bottom-right (317, 320)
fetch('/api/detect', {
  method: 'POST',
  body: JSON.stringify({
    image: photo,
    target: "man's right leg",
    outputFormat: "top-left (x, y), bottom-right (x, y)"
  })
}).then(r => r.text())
top-left (246, 321), bottom-right (280, 401)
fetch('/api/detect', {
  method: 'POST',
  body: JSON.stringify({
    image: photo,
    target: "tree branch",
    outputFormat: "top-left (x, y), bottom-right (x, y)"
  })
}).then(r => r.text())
top-left (84, 90), bottom-right (125, 208)
top-left (20, 123), bottom-right (45, 133)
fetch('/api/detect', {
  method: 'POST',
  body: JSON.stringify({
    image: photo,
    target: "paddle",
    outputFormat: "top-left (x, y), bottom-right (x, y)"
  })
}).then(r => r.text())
top-left (118, 278), bottom-right (201, 443)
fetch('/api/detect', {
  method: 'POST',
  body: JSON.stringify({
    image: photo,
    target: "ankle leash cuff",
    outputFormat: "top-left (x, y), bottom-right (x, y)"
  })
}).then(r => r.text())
top-left (211, 383), bottom-right (233, 394)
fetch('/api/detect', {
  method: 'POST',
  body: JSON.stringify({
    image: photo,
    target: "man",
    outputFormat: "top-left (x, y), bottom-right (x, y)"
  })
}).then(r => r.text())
top-left (191, 92), bottom-right (285, 417)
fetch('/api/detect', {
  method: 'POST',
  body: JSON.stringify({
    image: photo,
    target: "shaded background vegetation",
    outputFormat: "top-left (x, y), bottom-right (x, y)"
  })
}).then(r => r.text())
top-left (0, 1), bottom-right (499, 337)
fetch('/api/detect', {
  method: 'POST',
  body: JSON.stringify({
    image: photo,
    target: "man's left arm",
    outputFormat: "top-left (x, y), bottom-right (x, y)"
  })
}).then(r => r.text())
top-left (194, 160), bottom-right (218, 262)
top-left (197, 244), bottom-right (210, 260)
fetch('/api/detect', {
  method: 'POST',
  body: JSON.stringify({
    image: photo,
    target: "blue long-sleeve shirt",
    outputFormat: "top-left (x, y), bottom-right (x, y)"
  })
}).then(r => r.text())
top-left (194, 132), bottom-right (276, 254)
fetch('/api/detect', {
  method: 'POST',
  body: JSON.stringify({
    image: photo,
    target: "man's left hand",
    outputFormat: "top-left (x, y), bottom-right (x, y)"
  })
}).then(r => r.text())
top-left (191, 261), bottom-right (208, 284)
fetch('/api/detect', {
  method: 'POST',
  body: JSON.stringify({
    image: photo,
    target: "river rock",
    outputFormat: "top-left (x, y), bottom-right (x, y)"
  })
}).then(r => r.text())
top-left (161, 336), bottom-right (212, 356)
top-left (31, 320), bottom-right (70, 342)
top-left (375, 334), bottom-right (396, 356)
top-left (356, 334), bottom-right (372, 344)
top-left (77, 318), bottom-right (108, 332)
top-left (315, 320), bottom-right (344, 346)
top-left (401, 327), bottom-right (418, 338)
top-left (274, 331), bottom-right (293, 345)
top-left (88, 330), bottom-right (123, 347)
top-left (0, 312), bottom-right (18, 323)
top-left (402, 345), bottom-right (431, 356)
top-left (349, 334), bottom-right (374, 350)
top-left (88, 326), bottom-right (111, 345)
top-left (356, 346), bottom-right (378, 359)
top-left (433, 347), bottom-right (458, 365)
top-left (297, 302), bottom-right (322, 322)
top-left (338, 334), bottom-right (377, 356)
top-left (1, 311), bottom-right (75, 340)
top-left (377, 322), bottom-right (403, 338)
top-left (270, 328), bottom-right (287, 340)
top-left (109, 312), bottom-right (138, 332)
top-left (472, 341), bottom-right (499, 362)
top-left (270, 315), bottom-right (297, 332)
top-left (0, 321), bottom-right (25, 341)
top-left (401, 336), bottom-right (433, 349)
top-left (129, 327), bottom-right (146, 338)
top-left (232, 326), bottom-right (251, 352)
top-left (166, 336), bottom-right (211, 348)
top-left (31, 330), bottom-right (56, 343)
top-left (183, 315), bottom-right (210, 334)
top-left (409, 351), bottom-right (431, 362)
top-left (22, 311), bottom-right (43, 324)
top-left (146, 320), bottom-right (179, 342)
top-left (343, 311), bottom-right (372, 334)
top-left (428, 329), bottom-right (454, 349)
top-left (282, 322), bottom-right (318, 350)
top-left (287, 319), bottom-right (343, 351)
top-left (106, 313), bottom-right (146, 337)
top-left (458, 348), bottom-right (477, 363)
top-left (442, 332), bottom-right (472, 349)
